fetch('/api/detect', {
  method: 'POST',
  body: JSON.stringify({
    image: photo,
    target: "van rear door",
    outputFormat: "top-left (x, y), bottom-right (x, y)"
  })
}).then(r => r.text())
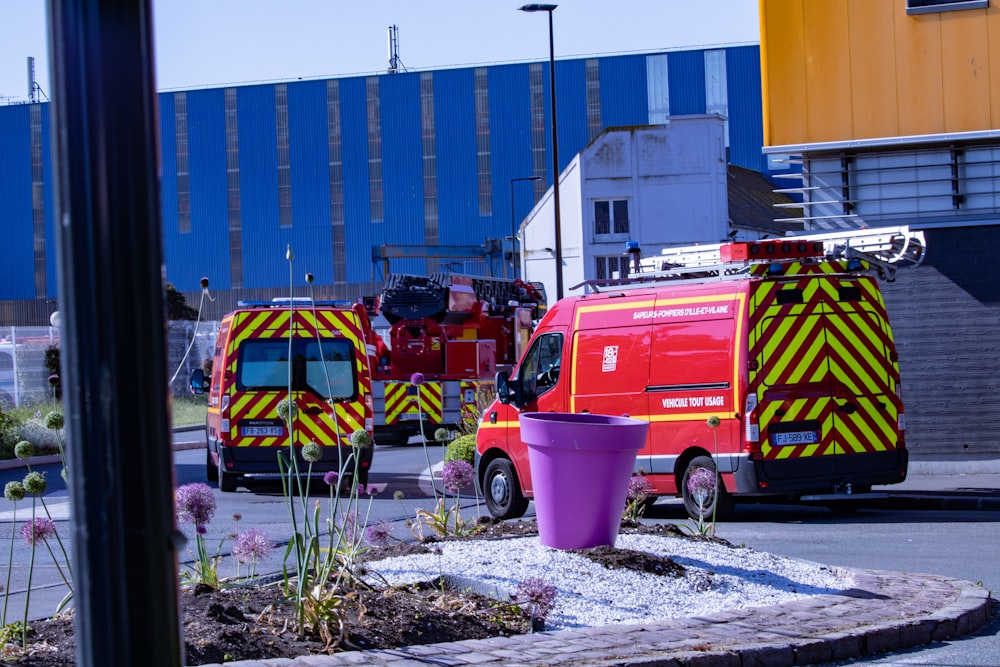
top-left (750, 274), bottom-right (901, 484)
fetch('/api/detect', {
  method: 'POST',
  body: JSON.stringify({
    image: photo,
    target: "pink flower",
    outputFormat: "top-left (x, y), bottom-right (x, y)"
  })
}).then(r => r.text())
top-left (364, 519), bottom-right (393, 547)
top-left (176, 483), bottom-right (217, 529)
top-left (323, 471), bottom-right (339, 487)
top-left (232, 528), bottom-right (273, 564)
top-left (22, 517), bottom-right (56, 546)
top-left (410, 372), bottom-right (425, 386)
top-left (626, 475), bottom-right (653, 501)
top-left (686, 468), bottom-right (716, 496)
top-left (441, 460), bottom-right (475, 493)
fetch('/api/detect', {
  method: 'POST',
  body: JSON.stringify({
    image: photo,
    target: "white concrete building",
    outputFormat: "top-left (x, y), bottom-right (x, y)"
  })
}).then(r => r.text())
top-left (520, 118), bottom-right (729, 301)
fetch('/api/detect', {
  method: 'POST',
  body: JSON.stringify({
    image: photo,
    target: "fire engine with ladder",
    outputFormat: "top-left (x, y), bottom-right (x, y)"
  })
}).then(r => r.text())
top-left (367, 273), bottom-right (545, 446)
top-left (475, 225), bottom-right (926, 521)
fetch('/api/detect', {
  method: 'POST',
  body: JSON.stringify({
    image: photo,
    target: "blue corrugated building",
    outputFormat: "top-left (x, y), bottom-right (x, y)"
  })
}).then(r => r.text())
top-left (0, 44), bottom-right (778, 323)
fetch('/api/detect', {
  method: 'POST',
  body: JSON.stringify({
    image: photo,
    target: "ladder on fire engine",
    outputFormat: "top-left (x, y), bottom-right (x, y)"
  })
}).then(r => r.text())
top-left (636, 225), bottom-right (925, 284)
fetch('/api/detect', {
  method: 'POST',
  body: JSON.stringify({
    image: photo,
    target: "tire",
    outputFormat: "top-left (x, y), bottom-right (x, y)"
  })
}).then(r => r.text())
top-left (681, 455), bottom-right (734, 522)
top-left (483, 457), bottom-right (529, 520)
top-left (206, 446), bottom-right (218, 482)
top-left (218, 457), bottom-right (238, 493)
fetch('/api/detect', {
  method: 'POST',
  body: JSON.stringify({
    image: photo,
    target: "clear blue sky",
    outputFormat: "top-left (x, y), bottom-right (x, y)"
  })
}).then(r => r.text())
top-left (2, 1), bottom-right (759, 102)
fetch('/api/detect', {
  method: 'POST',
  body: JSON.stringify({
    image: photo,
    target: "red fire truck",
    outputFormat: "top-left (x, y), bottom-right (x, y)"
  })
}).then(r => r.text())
top-left (367, 273), bottom-right (544, 445)
top-left (476, 227), bottom-right (925, 520)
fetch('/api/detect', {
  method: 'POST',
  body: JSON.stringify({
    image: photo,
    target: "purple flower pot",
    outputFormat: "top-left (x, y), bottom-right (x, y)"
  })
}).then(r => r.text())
top-left (519, 412), bottom-right (649, 550)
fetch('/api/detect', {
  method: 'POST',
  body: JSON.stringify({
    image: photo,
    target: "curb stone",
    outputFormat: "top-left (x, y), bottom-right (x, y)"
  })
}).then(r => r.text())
top-left (197, 568), bottom-right (992, 667)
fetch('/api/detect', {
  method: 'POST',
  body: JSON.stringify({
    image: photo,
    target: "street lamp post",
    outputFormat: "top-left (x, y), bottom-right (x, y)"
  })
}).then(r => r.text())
top-left (510, 176), bottom-right (541, 280)
top-left (519, 3), bottom-right (563, 300)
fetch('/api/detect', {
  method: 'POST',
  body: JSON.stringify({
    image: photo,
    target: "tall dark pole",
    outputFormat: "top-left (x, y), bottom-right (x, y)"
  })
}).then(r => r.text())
top-left (510, 176), bottom-right (542, 280)
top-left (48, 1), bottom-right (183, 665)
top-left (519, 4), bottom-right (563, 300)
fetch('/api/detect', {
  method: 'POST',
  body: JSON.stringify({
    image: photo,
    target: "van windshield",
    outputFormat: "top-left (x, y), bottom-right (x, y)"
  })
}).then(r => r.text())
top-left (237, 338), bottom-right (356, 400)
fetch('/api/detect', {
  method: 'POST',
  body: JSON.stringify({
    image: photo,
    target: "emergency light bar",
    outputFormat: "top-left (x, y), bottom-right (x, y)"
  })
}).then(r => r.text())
top-left (720, 239), bottom-right (825, 262)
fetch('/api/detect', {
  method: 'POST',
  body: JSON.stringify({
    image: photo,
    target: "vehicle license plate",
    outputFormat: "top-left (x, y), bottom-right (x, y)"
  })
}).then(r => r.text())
top-left (241, 426), bottom-right (284, 437)
top-left (771, 430), bottom-right (818, 446)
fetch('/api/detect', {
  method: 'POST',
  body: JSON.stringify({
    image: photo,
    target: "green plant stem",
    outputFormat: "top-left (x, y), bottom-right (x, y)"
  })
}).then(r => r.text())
top-left (42, 539), bottom-right (73, 592)
top-left (38, 497), bottom-right (72, 582)
top-left (2, 503), bottom-right (16, 626)
top-left (22, 499), bottom-right (36, 649)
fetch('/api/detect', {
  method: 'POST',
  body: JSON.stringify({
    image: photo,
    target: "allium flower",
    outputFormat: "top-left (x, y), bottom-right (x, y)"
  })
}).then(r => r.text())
top-left (232, 527), bottom-right (273, 564)
top-left (364, 519), bottom-right (394, 547)
top-left (48, 374), bottom-right (60, 386)
top-left (441, 460), bottom-right (475, 493)
top-left (707, 415), bottom-right (721, 428)
top-left (302, 441), bottom-right (322, 463)
top-left (434, 428), bottom-right (450, 442)
top-left (200, 276), bottom-right (210, 289)
top-left (22, 517), bottom-right (57, 546)
top-left (276, 398), bottom-right (297, 422)
top-left (392, 490), bottom-right (405, 501)
top-left (323, 471), bottom-right (339, 487)
top-left (626, 475), bottom-right (653, 502)
top-left (410, 372), bottom-right (424, 386)
top-left (687, 467), bottom-right (716, 506)
top-left (176, 483), bottom-right (217, 528)
top-left (5, 481), bottom-right (25, 502)
top-left (232, 512), bottom-right (242, 522)
top-left (14, 440), bottom-right (34, 460)
top-left (515, 577), bottom-right (558, 620)
top-left (305, 272), bottom-right (314, 284)
top-left (350, 430), bottom-right (372, 448)
top-left (23, 471), bottom-right (46, 495)
top-left (44, 411), bottom-right (65, 430)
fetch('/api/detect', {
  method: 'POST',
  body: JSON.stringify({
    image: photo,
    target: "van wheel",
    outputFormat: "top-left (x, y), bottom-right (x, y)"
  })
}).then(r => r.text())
top-left (681, 456), bottom-right (734, 522)
top-left (206, 447), bottom-right (218, 483)
top-left (218, 459), bottom-right (237, 493)
top-left (483, 458), bottom-right (529, 520)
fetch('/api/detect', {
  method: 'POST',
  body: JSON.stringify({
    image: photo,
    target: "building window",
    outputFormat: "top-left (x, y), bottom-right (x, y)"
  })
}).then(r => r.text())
top-left (275, 84), bottom-right (292, 228)
top-left (906, 0), bottom-right (988, 14)
top-left (30, 104), bottom-right (46, 297)
top-left (585, 59), bottom-right (602, 141)
top-left (646, 54), bottom-right (669, 124)
top-left (529, 63), bottom-right (548, 200)
top-left (594, 199), bottom-right (629, 236)
top-left (175, 92), bottom-right (191, 233)
top-left (327, 79), bottom-right (346, 289)
top-left (595, 255), bottom-right (630, 281)
top-left (704, 49), bottom-right (729, 148)
top-left (366, 76), bottom-right (384, 223)
top-left (474, 68), bottom-right (492, 217)
top-left (224, 88), bottom-right (243, 289)
top-left (420, 72), bottom-right (439, 272)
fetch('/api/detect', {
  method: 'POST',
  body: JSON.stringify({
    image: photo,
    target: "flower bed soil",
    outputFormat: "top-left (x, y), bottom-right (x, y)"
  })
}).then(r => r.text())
top-left (2, 519), bottom-right (706, 666)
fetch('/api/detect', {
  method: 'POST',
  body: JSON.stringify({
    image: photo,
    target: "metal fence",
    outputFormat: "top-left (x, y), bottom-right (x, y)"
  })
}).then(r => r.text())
top-left (0, 321), bottom-right (220, 408)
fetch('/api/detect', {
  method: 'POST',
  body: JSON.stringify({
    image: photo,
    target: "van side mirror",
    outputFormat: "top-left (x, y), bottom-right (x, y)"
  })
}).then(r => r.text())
top-left (190, 368), bottom-right (207, 395)
top-left (495, 371), bottom-right (512, 405)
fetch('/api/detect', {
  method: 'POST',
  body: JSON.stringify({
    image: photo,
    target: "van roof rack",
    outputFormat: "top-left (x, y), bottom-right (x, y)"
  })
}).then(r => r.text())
top-left (237, 298), bottom-right (353, 309)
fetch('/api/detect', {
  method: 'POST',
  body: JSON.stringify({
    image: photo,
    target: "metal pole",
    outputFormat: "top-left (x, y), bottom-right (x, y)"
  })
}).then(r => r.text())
top-left (546, 10), bottom-right (564, 300)
top-left (47, 0), bottom-right (183, 665)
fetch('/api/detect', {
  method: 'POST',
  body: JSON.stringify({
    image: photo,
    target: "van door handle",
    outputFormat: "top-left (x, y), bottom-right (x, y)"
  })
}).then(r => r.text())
top-left (302, 407), bottom-right (323, 415)
top-left (836, 403), bottom-right (858, 414)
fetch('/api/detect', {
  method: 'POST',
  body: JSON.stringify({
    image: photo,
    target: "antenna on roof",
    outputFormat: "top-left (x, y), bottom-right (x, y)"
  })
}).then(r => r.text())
top-left (387, 25), bottom-right (406, 74)
top-left (26, 57), bottom-right (48, 103)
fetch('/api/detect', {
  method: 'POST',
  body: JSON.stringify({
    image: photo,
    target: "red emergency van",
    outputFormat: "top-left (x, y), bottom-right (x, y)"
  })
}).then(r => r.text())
top-left (191, 299), bottom-right (376, 492)
top-left (476, 230), bottom-right (923, 520)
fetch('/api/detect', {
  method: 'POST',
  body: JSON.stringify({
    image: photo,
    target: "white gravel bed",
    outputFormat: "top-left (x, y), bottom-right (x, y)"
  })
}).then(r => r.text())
top-left (364, 534), bottom-right (854, 630)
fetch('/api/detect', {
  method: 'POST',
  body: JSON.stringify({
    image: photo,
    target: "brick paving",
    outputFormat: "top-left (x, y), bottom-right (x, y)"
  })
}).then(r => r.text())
top-left (200, 566), bottom-right (992, 667)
